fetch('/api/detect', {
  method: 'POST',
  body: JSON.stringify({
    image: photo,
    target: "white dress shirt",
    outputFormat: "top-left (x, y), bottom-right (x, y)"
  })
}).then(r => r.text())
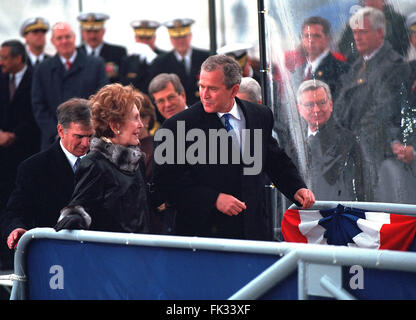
top-left (10, 65), bottom-right (27, 89)
top-left (174, 48), bottom-right (192, 75)
top-left (217, 100), bottom-right (246, 151)
top-left (26, 49), bottom-right (47, 66)
top-left (85, 43), bottom-right (103, 57)
top-left (305, 49), bottom-right (329, 77)
top-left (60, 140), bottom-right (80, 170)
top-left (59, 51), bottom-right (77, 70)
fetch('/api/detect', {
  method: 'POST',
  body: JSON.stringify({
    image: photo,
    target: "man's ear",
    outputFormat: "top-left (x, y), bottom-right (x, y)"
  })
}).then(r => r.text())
top-left (57, 124), bottom-right (64, 139)
top-left (231, 84), bottom-right (240, 98)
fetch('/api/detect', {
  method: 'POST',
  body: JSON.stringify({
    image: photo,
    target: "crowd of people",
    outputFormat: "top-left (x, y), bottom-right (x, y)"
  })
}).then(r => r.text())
top-left (0, 1), bottom-right (415, 272)
top-left (276, 1), bottom-right (416, 205)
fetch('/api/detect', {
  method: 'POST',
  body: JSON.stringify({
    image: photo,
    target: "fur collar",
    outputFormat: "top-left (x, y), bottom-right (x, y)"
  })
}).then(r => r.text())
top-left (90, 137), bottom-right (145, 172)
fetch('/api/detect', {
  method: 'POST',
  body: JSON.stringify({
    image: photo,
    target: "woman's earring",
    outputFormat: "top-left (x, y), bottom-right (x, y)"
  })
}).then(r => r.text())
top-left (117, 130), bottom-right (120, 135)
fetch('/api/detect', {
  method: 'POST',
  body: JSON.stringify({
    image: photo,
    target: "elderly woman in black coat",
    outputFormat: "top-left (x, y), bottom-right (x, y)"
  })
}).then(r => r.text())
top-left (55, 83), bottom-right (150, 233)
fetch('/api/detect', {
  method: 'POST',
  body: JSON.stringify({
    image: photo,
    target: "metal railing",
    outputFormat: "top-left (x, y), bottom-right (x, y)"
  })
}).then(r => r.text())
top-left (9, 212), bottom-right (416, 300)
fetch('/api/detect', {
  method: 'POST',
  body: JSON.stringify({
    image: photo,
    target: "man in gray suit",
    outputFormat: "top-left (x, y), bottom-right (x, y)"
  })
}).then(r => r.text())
top-left (334, 7), bottom-right (410, 201)
top-left (32, 22), bottom-right (108, 150)
top-left (290, 80), bottom-right (365, 202)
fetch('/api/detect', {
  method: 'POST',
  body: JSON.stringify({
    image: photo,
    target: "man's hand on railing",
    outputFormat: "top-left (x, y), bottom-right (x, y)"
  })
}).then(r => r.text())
top-left (294, 188), bottom-right (315, 209)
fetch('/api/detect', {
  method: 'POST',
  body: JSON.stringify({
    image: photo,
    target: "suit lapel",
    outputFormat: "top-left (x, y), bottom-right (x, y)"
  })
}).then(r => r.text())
top-left (65, 49), bottom-right (86, 78)
top-left (49, 141), bottom-right (75, 196)
top-left (13, 67), bottom-right (31, 99)
top-left (79, 44), bottom-right (87, 55)
top-left (195, 103), bottom-right (224, 131)
top-left (100, 43), bottom-right (110, 60)
top-left (236, 98), bottom-right (253, 129)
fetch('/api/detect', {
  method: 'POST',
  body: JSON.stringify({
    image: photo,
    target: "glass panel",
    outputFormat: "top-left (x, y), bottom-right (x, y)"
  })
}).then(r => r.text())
top-left (264, 0), bottom-right (416, 209)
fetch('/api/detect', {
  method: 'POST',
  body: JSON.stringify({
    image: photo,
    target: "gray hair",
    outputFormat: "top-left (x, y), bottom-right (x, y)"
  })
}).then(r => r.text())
top-left (56, 98), bottom-right (91, 129)
top-left (349, 6), bottom-right (386, 36)
top-left (296, 79), bottom-right (332, 104)
top-left (200, 54), bottom-right (242, 89)
top-left (238, 77), bottom-right (262, 103)
top-left (148, 73), bottom-right (185, 97)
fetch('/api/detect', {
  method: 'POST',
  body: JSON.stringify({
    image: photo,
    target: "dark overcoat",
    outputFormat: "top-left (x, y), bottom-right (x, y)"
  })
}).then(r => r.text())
top-left (0, 140), bottom-right (75, 239)
top-left (148, 48), bottom-right (210, 108)
top-left (153, 98), bottom-right (306, 240)
top-left (64, 138), bottom-right (150, 234)
top-left (31, 49), bottom-right (108, 150)
top-left (79, 42), bottom-right (127, 83)
top-left (0, 67), bottom-right (40, 205)
top-left (291, 52), bottom-right (350, 100)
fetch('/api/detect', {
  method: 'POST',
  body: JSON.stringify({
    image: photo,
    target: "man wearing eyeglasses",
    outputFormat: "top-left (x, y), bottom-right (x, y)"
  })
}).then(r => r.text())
top-left (148, 18), bottom-right (210, 107)
top-left (120, 20), bottom-right (166, 94)
top-left (148, 73), bottom-right (187, 122)
top-left (288, 79), bottom-right (365, 201)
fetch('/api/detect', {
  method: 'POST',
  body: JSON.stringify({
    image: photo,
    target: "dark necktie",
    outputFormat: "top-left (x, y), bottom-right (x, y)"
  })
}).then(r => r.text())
top-left (91, 49), bottom-right (96, 56)
top-left (179, 58), bottom-right (188, 75)
top-left (9, 74), bottom-right (16, 100)
top-left (358, 60), bottom-right (367, 76)
top-left (222, 113), bottom-right (234, 132)
top-left (35, 58), bottom-right (40, 66)
top-left (73, 158), bottom-right (81, 172)
top-left (308, 134), bottom-right (317, 144)
top-left (304, 65), bottom-right (312, 80)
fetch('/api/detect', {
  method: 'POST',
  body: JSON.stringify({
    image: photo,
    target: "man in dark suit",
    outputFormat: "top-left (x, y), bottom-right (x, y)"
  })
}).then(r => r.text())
top-left (20, 17), bottom-right (51, 69)
top-left (149, 18), bottom-right (210, 109)
top-left (32, 22), bottom-right (108, 150)
top-left (130, 19), bottom-right (166, 56)
top-left (77, 13), bottom-right (127, 83)
top-left (120, 20), bottom-right (165, 93)
top-left (291, 16), bottom-right (349, 100)
top-left (0, 40), bottom-right (40, 210)
top-left (1, 98), bottom-right (93, 251)
top-left (153, 55), bottom-right (315, 241)
top-left (334, 7), bottom-right (410, 201)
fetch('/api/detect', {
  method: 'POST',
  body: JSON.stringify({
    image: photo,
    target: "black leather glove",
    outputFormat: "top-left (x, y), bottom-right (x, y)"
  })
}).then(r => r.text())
top-left (54, 205), bottom-right (92, 231)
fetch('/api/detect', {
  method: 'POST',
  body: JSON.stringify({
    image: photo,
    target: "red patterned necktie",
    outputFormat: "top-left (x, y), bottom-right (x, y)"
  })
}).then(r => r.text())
top-left (66, 60), bottom-right (71, 70)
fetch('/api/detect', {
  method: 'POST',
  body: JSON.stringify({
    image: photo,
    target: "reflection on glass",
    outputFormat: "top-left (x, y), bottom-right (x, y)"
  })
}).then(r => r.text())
top-left (264, 0), bottom-right (416, 207)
